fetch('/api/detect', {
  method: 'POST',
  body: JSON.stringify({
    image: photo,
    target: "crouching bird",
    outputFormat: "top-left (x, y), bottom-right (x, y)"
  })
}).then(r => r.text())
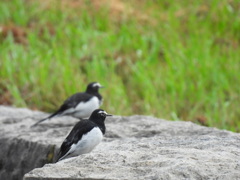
top-left (31, 82), bottom-right (104, 127)
top-left (56, 109), bottom-right (112, 162)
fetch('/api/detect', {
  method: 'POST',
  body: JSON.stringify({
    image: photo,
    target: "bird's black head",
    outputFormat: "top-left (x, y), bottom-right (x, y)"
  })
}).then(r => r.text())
top-left (89, 109), bottom-right (112, 122)
top-left (86, 82), bottom-right (104, 94)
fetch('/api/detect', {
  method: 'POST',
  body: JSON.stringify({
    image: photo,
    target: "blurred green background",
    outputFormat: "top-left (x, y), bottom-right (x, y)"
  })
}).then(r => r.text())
top-left (0, 0), bottom-right (239, 132)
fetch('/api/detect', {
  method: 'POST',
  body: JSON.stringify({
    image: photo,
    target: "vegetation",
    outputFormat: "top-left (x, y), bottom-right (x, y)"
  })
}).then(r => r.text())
top-left (0, 0), bottom-right (239, 132)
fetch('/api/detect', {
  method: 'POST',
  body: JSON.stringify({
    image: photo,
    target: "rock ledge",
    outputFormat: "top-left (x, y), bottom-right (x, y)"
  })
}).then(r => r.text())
top-left (0, 106), bottom-right (239, 180)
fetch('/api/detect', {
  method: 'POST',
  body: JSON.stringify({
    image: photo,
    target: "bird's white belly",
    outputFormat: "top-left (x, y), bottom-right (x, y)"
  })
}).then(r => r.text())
top-left (64, 96), bottom-right (100, 118)
top-left (70, 127), bottom-right (103, 157)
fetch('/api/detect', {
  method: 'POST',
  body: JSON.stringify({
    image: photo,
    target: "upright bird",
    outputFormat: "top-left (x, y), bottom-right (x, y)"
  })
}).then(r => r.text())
top-left (56, 109), bottom-right (112, 162)
top-left (31, 82), bottom-right (104, 127)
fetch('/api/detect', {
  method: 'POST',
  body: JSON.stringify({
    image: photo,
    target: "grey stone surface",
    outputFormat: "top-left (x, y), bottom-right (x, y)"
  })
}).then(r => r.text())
top-left (0, 106), bottom-right (239, 180)
top-left (0, 106), bottom-right (76, 180)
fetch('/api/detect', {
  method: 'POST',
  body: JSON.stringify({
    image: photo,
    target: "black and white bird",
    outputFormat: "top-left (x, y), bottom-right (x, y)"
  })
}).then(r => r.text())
top-left (31, 82), bottom-right (104, 127)
top-left (56, 109), bottom-right (111, 162)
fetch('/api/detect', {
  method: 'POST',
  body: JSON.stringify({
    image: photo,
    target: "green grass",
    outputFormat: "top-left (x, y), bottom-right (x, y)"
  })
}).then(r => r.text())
top-left (0, 0), bottom-right (240, 132)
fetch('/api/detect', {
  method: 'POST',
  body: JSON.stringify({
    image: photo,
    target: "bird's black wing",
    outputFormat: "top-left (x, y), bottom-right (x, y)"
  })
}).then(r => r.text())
top-left (57, 92), bottom-right (93, 113)
top-left (56, 120), bottom-right (97, 161)
top-left (31, 93), bottom-right (93, 127)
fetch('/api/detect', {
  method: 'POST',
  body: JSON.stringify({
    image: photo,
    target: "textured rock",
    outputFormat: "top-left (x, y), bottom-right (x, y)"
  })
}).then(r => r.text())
top-left (0, 106), bottom-right (76, 180)
top-left (0, 106), bottom-right (239, 180)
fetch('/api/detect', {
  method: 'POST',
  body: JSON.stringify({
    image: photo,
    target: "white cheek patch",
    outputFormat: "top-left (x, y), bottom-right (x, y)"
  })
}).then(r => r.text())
top-left (92, 83), bottom-right (101, 88)
top-left (98, 110), bottom-right (107, 115)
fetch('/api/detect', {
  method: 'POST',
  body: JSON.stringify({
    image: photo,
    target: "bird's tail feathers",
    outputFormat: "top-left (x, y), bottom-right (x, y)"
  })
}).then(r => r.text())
top-left (30, 117), bottom-right (50, 128)
top-left (30, 111), bottom-right (61, 128)
top-left (56, 152), bottom-right (69, 163)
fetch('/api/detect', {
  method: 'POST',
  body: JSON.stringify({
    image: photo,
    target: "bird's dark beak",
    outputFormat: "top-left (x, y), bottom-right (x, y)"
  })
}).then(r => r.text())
top-left (106, 114), bottom-right (113, 116)
top-left (100, 86), bottom-right (105, 88)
